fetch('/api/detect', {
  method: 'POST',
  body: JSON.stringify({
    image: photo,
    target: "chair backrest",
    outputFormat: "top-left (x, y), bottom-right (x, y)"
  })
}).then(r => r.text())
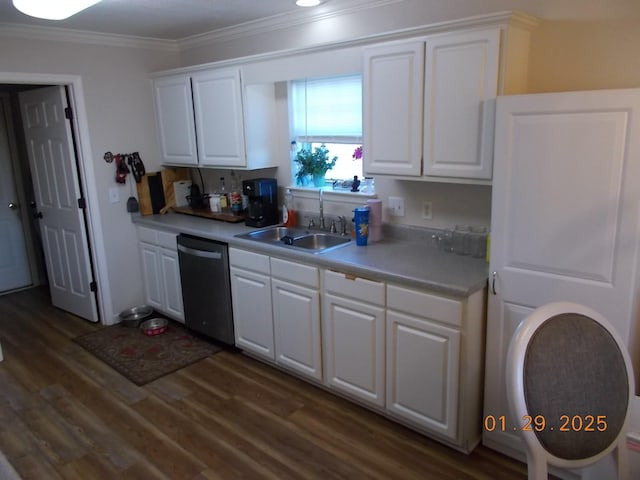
top-left (506, 302), bottom-right (634, 474)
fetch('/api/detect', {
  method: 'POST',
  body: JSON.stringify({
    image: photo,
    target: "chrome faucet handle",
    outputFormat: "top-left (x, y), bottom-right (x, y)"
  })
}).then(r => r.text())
top-left (308, 217), bottom-right (316, 229)
top-left (337, 215), bottom-right (347, 235)
top-left (330, 219), bottom-right (337, 234)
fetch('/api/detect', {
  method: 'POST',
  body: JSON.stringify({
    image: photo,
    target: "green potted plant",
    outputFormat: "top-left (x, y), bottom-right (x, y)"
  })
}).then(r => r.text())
top-left (294, 144), bottom-right (338, 187)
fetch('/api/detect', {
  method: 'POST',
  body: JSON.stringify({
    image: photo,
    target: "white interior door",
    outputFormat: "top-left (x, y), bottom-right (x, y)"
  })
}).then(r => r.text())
top-left (484, 88), bottom-right (640, 459)
top-left (19, 86), bottom-right (98, 322)
top-left (0, 96), bottom-right (31, 292)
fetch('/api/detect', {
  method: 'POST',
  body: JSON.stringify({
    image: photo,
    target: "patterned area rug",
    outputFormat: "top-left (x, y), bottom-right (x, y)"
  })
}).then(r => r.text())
top-left (74, 321), bottom-right (222, 385)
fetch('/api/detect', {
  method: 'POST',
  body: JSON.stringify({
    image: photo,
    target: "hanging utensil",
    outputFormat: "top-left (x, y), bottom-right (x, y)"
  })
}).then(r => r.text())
top-left (126, 167), bottom-right (139, 213)
top-left (128, 152), bottom-right (146, 183)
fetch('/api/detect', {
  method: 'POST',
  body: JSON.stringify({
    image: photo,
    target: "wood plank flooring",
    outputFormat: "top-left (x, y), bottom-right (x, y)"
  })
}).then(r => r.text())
top-left (0, 287), bottom-right (532, 479)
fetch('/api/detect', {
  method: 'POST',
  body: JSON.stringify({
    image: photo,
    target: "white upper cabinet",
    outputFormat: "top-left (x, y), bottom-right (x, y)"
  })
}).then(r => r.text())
top-left (364, 27), bottom-right (511, 182)
top-left (423, 29), bottom-right (499, 179)
top-left (363, 41), bottom-right (425, 176)
top-left (152, 74), bottom-right (198, 166)
top-left (192, 68), bottom-right (246, 167)
top-left (153, 68), bottom-right (277, 169)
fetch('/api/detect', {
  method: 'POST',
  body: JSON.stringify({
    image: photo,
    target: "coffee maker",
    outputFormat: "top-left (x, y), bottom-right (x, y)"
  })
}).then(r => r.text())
top-left (243, 178), bottom-right (278, 227)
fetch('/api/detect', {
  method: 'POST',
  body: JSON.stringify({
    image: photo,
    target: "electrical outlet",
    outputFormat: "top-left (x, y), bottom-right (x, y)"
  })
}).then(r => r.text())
top-left (422, 201), bottom-right (433, 220)
top-left (388, 196), bottom-right (405, 217)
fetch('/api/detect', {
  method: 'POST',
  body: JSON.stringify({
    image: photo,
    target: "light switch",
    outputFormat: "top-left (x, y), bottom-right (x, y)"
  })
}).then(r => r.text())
top-left (109, 187), bottom-right (119, 203)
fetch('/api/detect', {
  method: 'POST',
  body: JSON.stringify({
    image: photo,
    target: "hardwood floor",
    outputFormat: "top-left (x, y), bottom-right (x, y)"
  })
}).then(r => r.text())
top-left (0, 287), bottom-right (531, 479)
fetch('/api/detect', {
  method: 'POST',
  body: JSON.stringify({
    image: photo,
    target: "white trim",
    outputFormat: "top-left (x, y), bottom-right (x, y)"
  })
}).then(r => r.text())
top-left (178, 0), bottom-right (403, 49)
top-left (289, 186), bottom-right (377, 207)
top-left (0, 22), bottom-right (179, 51)
top-left (0, 72), bottom-right (111, 325)
top-left (0, 8), bottom-right (538, 56)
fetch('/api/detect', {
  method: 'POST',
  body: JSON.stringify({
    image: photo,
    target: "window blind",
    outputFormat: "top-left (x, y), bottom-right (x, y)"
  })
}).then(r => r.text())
top-left (290, 74), bottom-right (362, 141)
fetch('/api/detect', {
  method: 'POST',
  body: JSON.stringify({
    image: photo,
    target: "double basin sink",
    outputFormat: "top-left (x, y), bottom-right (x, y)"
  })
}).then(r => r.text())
top-left (236, 226), bottom-right (351, 254)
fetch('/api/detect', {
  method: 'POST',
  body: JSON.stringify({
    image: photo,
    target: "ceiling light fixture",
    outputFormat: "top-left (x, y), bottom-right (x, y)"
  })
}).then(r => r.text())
top-left (12, 0), bottom-right (102, 20)
top-left (296, 0), bottom-right (322, 7)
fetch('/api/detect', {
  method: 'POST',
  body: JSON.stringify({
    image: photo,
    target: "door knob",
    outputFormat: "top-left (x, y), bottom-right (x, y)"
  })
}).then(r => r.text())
top-left (8, 202), bottom-right (17, 210)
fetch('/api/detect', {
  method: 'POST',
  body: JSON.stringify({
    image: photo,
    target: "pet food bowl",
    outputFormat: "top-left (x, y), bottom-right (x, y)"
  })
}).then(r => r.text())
top-left (119, 305), bottom-right (154, 328)
top-left (140, 317), bottom-right (169, 336)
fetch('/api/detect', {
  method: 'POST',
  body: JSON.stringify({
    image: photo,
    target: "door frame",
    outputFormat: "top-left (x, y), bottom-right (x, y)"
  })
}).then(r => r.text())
top-left (0, 72), bottom-right (110, 324)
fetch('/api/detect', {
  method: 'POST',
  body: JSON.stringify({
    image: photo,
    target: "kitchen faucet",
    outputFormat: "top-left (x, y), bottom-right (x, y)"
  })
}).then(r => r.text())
top-left (318, 188), bottom-right (326, 230)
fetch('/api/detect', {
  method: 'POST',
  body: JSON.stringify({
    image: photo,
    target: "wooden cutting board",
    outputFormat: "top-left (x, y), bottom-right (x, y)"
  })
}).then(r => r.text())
top-left (161, 167), bottom-right (190, 210)
top-left (136, 167), bottom-right (190, 215)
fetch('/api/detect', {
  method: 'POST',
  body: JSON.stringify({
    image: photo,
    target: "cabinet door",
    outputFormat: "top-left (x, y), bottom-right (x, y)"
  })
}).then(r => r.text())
top-left (139, 242), bottom-right (163, 311)
top-left (323, 292), bottom-right (385, 407)
top-left (159, 248), bottom-right (184, 322)
top-left (152, 75), bottom-right (198, 166)
top-left (192, 68), bottom-right (246, 168)
top-left (272, 278), bottom-right (321, 381)
top-left (363, 41), bottom-right (424, 176)
top-left (386, 309), bottom-right (460, 441)
top-left (230, 266), bottom-right (274, 360)
top-left (423, 28), bottom-right (499, 179)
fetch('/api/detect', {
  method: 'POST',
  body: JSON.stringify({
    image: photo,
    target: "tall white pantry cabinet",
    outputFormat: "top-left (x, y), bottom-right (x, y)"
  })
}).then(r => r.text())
top-left (483, 89), bottom-right (640, 479)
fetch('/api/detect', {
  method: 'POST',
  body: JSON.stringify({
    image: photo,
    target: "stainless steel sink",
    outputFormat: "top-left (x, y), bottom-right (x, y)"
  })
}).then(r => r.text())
top-left (241, 226), bottom-right (309, 242)
top-left (236, 226), bottom-right (351, 254)
top-left (291, 233), bottom-right (350, 251)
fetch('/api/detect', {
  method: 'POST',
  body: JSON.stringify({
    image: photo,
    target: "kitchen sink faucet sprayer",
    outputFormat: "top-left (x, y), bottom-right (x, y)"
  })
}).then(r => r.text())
top-left (319, 188), bottom-right (326, 230)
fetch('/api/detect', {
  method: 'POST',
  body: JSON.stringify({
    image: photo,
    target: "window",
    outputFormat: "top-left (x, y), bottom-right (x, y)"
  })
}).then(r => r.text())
top-left (290, 74), bottom-right (362, 185)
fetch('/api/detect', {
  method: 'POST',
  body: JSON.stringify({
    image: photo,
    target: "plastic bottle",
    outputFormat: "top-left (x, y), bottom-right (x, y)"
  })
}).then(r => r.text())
top-left (218, 177), bottom-right (229, 210)
top-left (229, 171), bottom-right (242, 215)
top-left (283, 188), bottom-right (296, 227)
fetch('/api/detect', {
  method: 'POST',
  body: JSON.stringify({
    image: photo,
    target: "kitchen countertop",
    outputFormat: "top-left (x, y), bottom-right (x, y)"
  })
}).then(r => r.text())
top-left (133, 212), bottom-right (489, 298)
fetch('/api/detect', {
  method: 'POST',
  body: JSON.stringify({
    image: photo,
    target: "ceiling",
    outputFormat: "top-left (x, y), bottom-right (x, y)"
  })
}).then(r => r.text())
top-left (0, 0), bottom-right (638, 41)
top-left (0, 0), bottom-right (363, 40)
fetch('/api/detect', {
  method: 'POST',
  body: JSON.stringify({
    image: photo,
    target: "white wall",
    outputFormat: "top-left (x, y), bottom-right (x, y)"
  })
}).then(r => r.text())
top-left (0, 37), bottom-right (180, 324)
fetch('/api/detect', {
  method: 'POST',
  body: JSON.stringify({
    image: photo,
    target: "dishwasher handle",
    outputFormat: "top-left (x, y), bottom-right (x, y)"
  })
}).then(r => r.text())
top-left (178, 243), bottom-right (223, 260)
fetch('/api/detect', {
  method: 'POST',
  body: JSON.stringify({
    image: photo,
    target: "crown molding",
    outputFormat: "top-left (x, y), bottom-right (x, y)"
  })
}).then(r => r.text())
top-left (177, 0), bottom-right (403, 50)
top-left (150, 10), bottom-right (539, 77)
top-left (0, 22), bottom-right (179, 51)
top-left (0, 4), bottom-right (539, 55)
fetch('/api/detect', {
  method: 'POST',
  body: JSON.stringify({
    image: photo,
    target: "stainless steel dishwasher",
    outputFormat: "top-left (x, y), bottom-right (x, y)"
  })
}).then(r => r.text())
top-left (177, 234), bottom-right (234, 345)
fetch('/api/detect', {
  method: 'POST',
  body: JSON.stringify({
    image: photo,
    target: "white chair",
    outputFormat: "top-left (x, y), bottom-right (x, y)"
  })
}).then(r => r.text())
top-left (506, 302), bottom-right (634, 480)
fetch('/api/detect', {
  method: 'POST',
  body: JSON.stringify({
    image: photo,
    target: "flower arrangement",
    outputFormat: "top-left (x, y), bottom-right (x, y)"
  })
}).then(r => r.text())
top-left (352, 145), bottom-right (363, 161)
top-left (294, 144), bottom-right (338, 185)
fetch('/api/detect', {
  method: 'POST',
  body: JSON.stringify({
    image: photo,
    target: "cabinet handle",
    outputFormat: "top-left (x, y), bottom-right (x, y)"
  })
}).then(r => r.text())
top-left (492, 271), bottom-right (497, 295)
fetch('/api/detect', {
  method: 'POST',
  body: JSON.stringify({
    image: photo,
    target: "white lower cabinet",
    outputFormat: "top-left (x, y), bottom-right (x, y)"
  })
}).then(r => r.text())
top-left (229, 248), bottom-right (274, 360)
top-left (322, 270), bottom-right (385, 407)
top-left (137, 227), bottom-right (184, 322)
top-left (386, 283), bottom-right (486, 452)
top-left (271, 258), bottom-right (321, 381)
top-left (229, 248), bottom-right (322, 381)
top-left (386, 285), bottom-right (462, 441)
top-left (229, 250), bottom-right (486, 452)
